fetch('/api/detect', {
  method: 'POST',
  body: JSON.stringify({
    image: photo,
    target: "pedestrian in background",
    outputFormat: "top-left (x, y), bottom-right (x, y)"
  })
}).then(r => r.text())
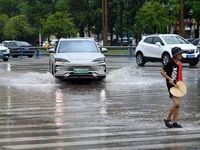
top-left (160, 47), bottom-right (185, 128)
top-left (45, 42), bottom-right (50, 47)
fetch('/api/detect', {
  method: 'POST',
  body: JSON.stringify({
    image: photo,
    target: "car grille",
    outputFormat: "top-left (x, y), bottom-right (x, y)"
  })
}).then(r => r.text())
top-left (185, 49), bottom-right (195, 54)
top-left (0, 50), bottom-right (7, 52)
top-left (68, 66), bottom-right (96, 71)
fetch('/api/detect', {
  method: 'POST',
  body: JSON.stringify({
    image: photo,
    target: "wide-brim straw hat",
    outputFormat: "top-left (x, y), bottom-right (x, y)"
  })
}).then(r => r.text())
top-left (170, 81), bottom-right (187, 97)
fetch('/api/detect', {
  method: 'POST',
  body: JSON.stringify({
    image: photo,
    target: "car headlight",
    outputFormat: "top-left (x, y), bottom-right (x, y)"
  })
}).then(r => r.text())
top-left (196, 48), bottom-right (200, 53)
top-left (55, 58), bottom-right (69, 64)
top-left (6, 48), bottom-right (10, 53)
top-left (92, 57), bottom-right (106, 63)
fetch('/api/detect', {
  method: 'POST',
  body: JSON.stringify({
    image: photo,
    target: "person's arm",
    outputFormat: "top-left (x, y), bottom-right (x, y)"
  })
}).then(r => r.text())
top-left (160, 69), bottom-right (174, 85)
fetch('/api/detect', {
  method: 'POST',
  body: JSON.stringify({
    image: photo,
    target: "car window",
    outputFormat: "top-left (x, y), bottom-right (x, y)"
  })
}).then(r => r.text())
top-left (162, 36), bottom-right (189, 44)
top-left (192, 39), bottom-right (200, 45)
top-left (58, 41), bottom-right (99, 53)
top-left (15, 41), bottom-right (30, 46)
top-left (10, 42), bottom-right (17, 47)
top-left (144, 37), bottom-right (153, 44)
top-left (152, 37), bottom-right (164, 45)
top-left (2, 42), bottom-right (9, 47)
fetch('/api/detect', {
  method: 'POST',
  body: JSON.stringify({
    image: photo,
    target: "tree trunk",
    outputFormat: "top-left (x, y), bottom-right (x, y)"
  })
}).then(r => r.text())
top-left (110, 25), bottom-right (113, 45)
top-left (120, 1), bottom-right (123, 46)
top-left (80, 27), bottom-right (84, 37)
top-left (195, 21), bottom-right (199, 38)
top-left (154, 27), bottom-right (156, 34)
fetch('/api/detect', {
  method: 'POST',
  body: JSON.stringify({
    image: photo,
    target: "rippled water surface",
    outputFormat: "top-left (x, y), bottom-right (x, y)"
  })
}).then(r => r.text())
top-left (0, 57), bottom-right (200, 149)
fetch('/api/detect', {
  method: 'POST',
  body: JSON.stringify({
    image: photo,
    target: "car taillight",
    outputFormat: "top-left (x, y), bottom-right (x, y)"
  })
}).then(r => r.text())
top-left (97, 43), bottom-right (99, 45)
top-left (136, 43), bottom-right (139, 47)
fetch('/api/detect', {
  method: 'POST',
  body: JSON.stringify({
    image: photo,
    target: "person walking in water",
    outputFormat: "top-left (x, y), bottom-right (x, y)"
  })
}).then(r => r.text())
top-left (160, 47), bottom-right (185, 128)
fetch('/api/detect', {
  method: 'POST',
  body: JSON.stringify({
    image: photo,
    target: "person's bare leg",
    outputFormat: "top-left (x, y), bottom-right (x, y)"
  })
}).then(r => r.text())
top-left (166, 96), bottom-right (180, 121)
top-left (172, 97), bottom-right (180, 123)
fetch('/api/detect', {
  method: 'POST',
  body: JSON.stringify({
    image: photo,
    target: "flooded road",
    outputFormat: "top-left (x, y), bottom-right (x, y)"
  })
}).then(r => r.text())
top-left (0, 56), bottom-right (200, 150)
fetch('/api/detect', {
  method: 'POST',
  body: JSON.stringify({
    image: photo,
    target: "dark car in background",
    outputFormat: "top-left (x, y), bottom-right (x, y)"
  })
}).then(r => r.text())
top-left (191, 38), bottom-right (200, 46)
top-left (186, 38), bottom-right (196, 43)
top-left (2, 41), bottom-right (35, 58)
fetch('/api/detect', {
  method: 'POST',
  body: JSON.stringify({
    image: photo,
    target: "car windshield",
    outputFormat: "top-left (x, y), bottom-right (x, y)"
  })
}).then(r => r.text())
top-left (162, 36), bottom-right (189, 44)
top-left (58, 41), bottom-right (99, 53)
top-left (15, 41), bottom-right (30, 46)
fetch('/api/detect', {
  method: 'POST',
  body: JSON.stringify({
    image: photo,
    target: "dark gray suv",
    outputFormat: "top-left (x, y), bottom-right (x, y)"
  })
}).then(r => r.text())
top-left (2, 41), bottom-right (35, 58)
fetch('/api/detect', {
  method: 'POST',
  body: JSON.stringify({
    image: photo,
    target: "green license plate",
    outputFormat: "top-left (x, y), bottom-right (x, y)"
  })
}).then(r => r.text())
top-left (74, 69), bottom-right (89, 74)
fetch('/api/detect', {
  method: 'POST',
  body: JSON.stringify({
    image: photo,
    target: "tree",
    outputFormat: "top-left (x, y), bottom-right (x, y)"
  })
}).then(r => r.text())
top-left (0, 14), bottom-right (9, 41)
top-left (55, 0), bottom-right (68, 12)
top-left (192, 0), bottom-right (200, 38)
top-left (41, 12), bottom-right (77, 39)
top-left (134, 1), bottom-right (175, 35)
top-left (4, 15), bottom-right (34, 40)
top-left (17, 0), bottom-right (58, 43)
top-left (65, 0), bottom-right (89, 37)
top-left (184, 0), bottom-right (200, 38)
top-left (168, 0), bottom-right (200, 38)
top-left (89, 0), bottom-right (102, 39)
top-left (0, 0), bottom-right (19, 17)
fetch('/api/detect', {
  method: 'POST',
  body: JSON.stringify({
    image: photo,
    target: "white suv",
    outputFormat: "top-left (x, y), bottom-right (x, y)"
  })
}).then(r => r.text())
top-left (135, 34), bottom-right (200, 66)
top-left (49, 38), bottom-right (106, 80)
top-left (0, 44), bottom-right (10, 61)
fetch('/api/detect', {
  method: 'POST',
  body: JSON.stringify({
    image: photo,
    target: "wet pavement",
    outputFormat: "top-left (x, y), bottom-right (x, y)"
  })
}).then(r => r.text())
top-left (0, 56), bottom-right (200, 150)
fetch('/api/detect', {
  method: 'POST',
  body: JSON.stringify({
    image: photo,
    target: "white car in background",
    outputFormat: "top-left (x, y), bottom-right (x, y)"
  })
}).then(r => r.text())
top-left (50, 39), bottom-right (58, 46)
top-left (0, 44), bottom-right (10, 61)
top-left (135, 34), bottom-right (199, 66)
top-left (49, 38), bottom-right (107, 80)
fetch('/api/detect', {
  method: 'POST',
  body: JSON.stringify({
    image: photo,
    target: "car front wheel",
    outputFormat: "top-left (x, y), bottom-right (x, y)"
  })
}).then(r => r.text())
top-left (189, 61), bottom-right (199, 66)
top-left (28, 55), bottom-right (33, 58)
top-left (51, 65), bottom-right (55, 75)
top-left (136, 53), bottom-right (145, 66)
top-left (3, 58), bottom-right (9, 61)
top-left (162, 53), bottom-right (170, 66)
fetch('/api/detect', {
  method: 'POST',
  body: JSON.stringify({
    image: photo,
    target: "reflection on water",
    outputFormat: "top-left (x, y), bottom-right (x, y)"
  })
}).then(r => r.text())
top-left (100, 90), bottom-right (107, 117)
top-left (54, 89), bottom-right (64, 130)
top-left (7, 63), bottom-right (11, 72)
top-left (6, 86), bottom-right (12, 110)
top-left (54, 89), bottom-right (65, 149)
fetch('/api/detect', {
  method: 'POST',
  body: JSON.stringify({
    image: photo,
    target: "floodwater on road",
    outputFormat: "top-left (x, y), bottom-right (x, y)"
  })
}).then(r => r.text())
top-left (0, 56), bottom-right (200, 150)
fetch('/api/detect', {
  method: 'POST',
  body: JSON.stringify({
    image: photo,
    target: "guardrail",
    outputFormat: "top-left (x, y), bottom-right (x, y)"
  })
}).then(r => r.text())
top-left (8, 46), bottom-right (52, 59)
top-left (6, 45), bottom-right (200, 59)
top-left (99, 46), bottom-right (136, 59)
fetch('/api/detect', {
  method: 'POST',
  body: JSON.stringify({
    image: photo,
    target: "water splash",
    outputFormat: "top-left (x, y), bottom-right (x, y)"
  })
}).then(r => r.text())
top-left (105, 66), bottom-right (164, 87)
top-left (1, 72), bottom-right (57, 87)
top-left (0, 72), bottom-right (58, 94)
top-left (105, 66), bottom-right (144, 82)
top-left (20, 72), bottom-right (56, 85)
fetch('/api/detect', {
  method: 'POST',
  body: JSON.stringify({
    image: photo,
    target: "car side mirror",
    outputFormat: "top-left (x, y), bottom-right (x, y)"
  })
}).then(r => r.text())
top-left (49, 48), bottom-right (55, 53)
top-left (155, 42), bottom-right (161, 47)
top-left (101, 47), bottom-right (107, 53)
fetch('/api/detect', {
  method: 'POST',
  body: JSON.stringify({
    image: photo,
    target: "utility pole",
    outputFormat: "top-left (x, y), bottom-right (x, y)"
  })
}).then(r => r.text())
top-left (102, 0), bottom-right (108, 46)
top-left (180, 0), bottom-right (184, 37)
